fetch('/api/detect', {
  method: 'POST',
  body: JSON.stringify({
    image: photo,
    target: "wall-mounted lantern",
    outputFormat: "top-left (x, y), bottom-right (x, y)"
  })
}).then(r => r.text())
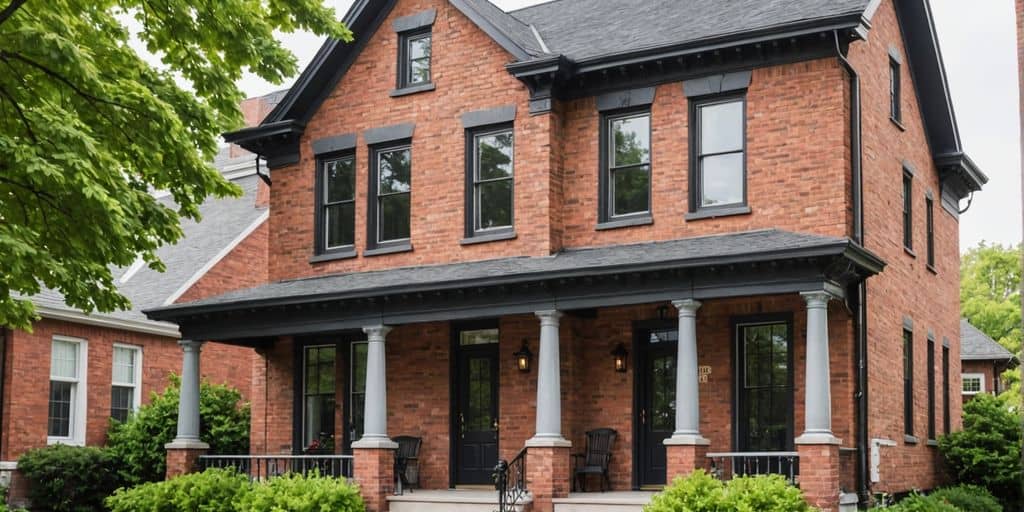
top-left (514, 339), bottom-right (533, 373)
top-left (611, 343), bottom-right (629, 373)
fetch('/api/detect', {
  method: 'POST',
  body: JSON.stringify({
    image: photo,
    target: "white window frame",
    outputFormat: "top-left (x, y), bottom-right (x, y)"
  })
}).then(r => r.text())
top-left (961, 373), bottom-right (985, 395)
top-left (48, 335), bottom-right (88, 446)
top-left (111, 343), bottom-right (143, 418)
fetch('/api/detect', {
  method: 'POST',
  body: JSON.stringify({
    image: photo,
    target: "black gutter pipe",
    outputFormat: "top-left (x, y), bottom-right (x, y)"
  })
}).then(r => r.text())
top-left (834, 30), bottom-right (871, 507)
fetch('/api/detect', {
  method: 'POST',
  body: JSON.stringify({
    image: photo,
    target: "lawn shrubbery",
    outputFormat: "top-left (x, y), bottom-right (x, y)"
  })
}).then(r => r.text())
top-left (928, 485), bottom-right (1002, 512)
top-left (938, 393), bottom-right (1022, 509)
top-left (17, 444), bottom-right (124, 512)
top-left (875, 493), bottom-right (961, 512)
top-left (105, 469), bottom-right (365, 512)
top-left (645, 469), bottom-right (810, 512)
top-left (107, 375), bottom-right (250, 485)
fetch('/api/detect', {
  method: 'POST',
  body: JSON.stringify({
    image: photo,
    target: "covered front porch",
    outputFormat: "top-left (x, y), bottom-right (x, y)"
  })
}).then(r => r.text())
top-left (147, 230), bottom-right (882, 512)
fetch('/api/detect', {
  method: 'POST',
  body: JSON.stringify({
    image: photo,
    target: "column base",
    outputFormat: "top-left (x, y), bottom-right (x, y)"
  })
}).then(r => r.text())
top-left (527, 443), bottom-right (572, 512)
top-left (354, 446), bottom-right (398, 512)
top-left (164, 440), bottom-right (210, 479)
top-left (796, 441), bottom-right (841, 512)
top-left (664, 436), bottom-right (710, 482)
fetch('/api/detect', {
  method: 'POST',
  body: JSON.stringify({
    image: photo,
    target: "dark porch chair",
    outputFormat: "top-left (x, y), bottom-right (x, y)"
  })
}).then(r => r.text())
top-left (393, 436), bottom-right (421, 494)
top-left (572, 428), bottom-right (617, 492)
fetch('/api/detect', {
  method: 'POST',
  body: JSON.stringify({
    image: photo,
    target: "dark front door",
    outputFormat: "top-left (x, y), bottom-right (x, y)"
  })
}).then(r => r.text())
top-left (734, 320), bottom-right (794, 473)
top-left (636, 327), bottom-right (678, 487)
top-left (455, 328), bottom-right (500, 485)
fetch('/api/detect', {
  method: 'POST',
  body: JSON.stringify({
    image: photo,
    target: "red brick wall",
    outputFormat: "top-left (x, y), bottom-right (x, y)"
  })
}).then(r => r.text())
top-left (960, 360), bottom-right (1003, 400)
top-left (848, 0), bottom-right (962, 493)
top-left (1, 318), bottom-right (252, 461)
top-left (176, 220), bottom-right (269, 304)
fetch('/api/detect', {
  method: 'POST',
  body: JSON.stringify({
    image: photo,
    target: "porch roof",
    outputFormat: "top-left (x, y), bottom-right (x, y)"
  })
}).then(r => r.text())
top-left (145, 229), bottom-right (883, 342)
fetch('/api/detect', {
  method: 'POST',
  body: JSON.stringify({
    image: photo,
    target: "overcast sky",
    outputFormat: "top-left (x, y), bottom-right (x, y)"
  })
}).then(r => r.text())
top-left (232, 0), bottom-right (1022, 250)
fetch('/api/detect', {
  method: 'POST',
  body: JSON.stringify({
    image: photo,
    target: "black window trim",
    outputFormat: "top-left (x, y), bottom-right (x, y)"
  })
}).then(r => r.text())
top-left (598, 107), bottom-right (653, 226)
top-left (464, 122), bottom-right (516, 241)
top-left (941, 341), bottom-right (950, 435)
top-left (889, 51), bottom-right (903, 127)
top-left (396, 28), bottom-right (433, 92)
top-left (902, 168), bottom-right (914, 254)
top-left (925, 192), bottom-right (936, 271)
top-left (926, 333), bottom-right (936, 442)
top-left (367, 141), bottom-right (413, 254)
top-left (688, 92), bottom-right (749, 217)
top-left (313, 151), bottom-right (358, 261)
top-left (903, 325), bottom-right (915, 441)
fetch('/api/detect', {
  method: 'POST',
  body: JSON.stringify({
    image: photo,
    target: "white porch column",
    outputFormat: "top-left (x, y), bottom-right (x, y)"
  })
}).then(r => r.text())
top-left (666, 300), bottom-right (709, 446)
top-left (353, 325), bottom-right (397, 449)
top-left (168, 340), bottom-right (208, 448)
top-left (527, 310), bottom-right (570, 446)
top-left (796, 292), bottom-right (840, 444)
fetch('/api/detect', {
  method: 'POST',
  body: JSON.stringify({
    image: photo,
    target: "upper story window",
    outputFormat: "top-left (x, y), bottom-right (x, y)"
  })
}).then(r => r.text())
top-left (902, 169), bottom-right (914, 252)
top-left (604, 111), bottom-right (651, 220)
top-left (111, 344), bottom-right (142, 423)
top-left (49, 336), bottom-right (87, 445)
top-left (371, 145), bottom-right (412, 247)
top-left (889, 56), bottom-right (902, 124)
top-left (926, 336), bottom-right (936, 441)
top-left (691, 96), bottom-right (747, 213)
top-left (903, 327), bottom-right (914, 439)
top-left (400, 31), bottom-right (431, 88)
top-left (321, 155), bottom-right (356, 251)
top-left (468, 126), bottom-right (514, 235)
top-left (925, 194), bottom-right (935, 269)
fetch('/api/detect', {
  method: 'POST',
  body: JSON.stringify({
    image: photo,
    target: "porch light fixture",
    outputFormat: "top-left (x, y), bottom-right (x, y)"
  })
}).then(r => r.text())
top-left (611, 343), bottom-right (628, 373)
top-left (514, 339), bottom-right (532, 373)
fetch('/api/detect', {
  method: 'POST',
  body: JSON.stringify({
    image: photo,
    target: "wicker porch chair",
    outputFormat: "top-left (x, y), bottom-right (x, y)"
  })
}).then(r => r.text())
top-left (572, 428), bottom-right (617, 492)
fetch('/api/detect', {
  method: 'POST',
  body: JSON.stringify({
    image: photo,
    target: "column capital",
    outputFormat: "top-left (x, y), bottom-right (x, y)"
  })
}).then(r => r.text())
top-left (534, 309), bottom-right (563, 325)
top-left (362, 325), bottom-right (392, 341)
top-left (178, 339), bottom-right (205, 351)
top-left (671, 299), bottom-right (702, 316)
top-left (800, 291), bottom-right (834, 308)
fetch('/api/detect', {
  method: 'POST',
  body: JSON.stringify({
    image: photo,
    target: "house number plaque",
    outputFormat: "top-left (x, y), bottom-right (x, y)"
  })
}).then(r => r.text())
top-left (698, 365), bottom-right (711, 383)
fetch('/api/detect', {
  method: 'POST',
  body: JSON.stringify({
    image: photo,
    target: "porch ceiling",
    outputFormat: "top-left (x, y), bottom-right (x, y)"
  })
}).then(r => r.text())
top-left (145, 229), bottom-right (883, 343)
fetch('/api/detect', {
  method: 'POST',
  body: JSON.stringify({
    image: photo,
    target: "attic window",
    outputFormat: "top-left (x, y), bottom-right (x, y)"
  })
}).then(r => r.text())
top-left (400, 31), bottom-right (432, 88)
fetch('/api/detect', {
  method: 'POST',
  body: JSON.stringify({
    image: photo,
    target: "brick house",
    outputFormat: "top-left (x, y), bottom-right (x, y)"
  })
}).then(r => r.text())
top-left (0, 93), bottom-right (284, 496)
top-left (959, 319), bottom-right (1019, 401)
top-left (146, 0), bottom-right (987, 510)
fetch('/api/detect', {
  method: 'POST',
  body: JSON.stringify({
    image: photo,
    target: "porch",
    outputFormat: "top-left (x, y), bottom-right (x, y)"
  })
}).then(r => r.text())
top-left (146, 230), bottom-right (883, 511)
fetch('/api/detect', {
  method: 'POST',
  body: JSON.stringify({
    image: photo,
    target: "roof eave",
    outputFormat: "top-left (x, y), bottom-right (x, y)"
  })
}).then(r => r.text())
top-left (448, 0), bottom-right (535, 60)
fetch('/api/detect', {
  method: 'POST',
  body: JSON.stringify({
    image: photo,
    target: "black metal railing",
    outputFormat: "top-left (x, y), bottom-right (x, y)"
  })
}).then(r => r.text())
top-left (493, 448), bottom-right (528, 512)
top-left (199, 454), bottom-right (354, 481)
top-left (706, 451), bottom-right (800, 485)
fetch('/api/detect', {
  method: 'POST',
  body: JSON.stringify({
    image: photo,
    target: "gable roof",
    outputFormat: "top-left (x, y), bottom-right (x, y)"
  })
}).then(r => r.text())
top-left (961, 319), bottom-right (1019, 365)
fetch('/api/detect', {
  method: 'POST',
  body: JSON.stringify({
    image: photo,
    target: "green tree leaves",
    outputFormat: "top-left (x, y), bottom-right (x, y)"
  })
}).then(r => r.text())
top-left (0, 0), bottom-right (351, 329)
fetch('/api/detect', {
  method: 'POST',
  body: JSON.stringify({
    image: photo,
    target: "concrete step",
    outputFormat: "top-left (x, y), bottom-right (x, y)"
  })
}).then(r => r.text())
top-left (553, 491), bottom-right (657, 512)
top-left (387, 489), bottom-right (531, 512)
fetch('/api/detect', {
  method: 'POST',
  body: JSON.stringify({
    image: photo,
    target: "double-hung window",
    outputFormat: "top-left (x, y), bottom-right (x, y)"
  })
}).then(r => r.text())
top-left (302, 345), bottom-right (336, 453)
top-left (902, 170), bottom-right (913, 251)
top-left (691, 96), bottom-right (747, 213)
top-left (926, 336), bottom-right (935, 441)
top-left (319, 155), bottom-right (356, 253)
top-left (370, 145), bottom-right (412, 248)
top-left (903, 328), bottom-right (914, 439)
top-left (926, 195), bottom-right (935, 268)
top-left (942, 345), bottom-right (950, 434)
top-left (468, 126), bottom-right (514, 235)
top-left (603, 111), bottom-right (651, 220)
top-left (111, 344), bottom-right (142, 423)
top-left (399, 31), bottom-right (431, 89)
top-left (889, 56), bottom-right (902, 124)
top-left (48, 336), bottom-right (87, 445)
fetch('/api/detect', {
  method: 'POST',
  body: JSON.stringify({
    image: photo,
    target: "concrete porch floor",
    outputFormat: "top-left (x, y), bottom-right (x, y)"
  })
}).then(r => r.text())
top-left (554, 491), bottom-right (657, 512)
top-left (386, 489), bottom-right (656, 512)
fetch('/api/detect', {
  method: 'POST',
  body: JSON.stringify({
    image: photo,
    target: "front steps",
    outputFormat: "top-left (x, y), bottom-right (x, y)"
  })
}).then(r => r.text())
top-left (552, 491), bottom-right (657, 512)
top-left (387, 489), bottom-right (532, 512)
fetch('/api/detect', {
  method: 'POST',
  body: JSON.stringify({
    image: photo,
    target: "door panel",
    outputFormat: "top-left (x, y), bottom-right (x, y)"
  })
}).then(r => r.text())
top-left (636, 327), bottom-right (677, 487)
top-left (455, 333), bottom-right (500, 485)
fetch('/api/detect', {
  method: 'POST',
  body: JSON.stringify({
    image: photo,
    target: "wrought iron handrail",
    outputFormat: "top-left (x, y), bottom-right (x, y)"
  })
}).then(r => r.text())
top-left (494, 448), bottom-right (528, 512)
top-left (199, 454), bottom-right (354, 481)
top-left (706, 451), bottom-right (799, 485)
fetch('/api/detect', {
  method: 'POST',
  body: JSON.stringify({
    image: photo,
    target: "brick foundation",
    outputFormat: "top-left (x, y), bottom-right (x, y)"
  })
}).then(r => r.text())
top-left (353, 447), bottom-right (396, 512)
top-left (526, 444), bottom-right (571, 512)
top-left (797, 442), bottom-right (841, 512)
top-left (665, 441), bottom-right (709, 482)
top-left (165, 444), bottom-right (209, 479)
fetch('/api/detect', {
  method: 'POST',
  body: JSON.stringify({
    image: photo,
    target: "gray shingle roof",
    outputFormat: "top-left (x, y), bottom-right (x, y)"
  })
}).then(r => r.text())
top-left (150, 229), bottom-right (869, 316)
top-left (456, 0), bottom-right (549, 57)
top-left (961, 319), bottom-right (1018, 363)
top-left (26, 174), bottom-right (266, 327)
top-left (503, 0), bottom-right (872, 62)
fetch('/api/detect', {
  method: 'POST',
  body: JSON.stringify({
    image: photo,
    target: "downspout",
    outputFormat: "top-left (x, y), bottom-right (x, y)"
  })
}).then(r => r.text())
top-left (834, 30), bottom-right (871, 506)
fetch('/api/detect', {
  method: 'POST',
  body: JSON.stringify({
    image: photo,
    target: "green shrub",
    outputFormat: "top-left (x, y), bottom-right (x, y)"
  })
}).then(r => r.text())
top-left (17, 444), bottom-right (123, 512)
top-left (879, 493), bottom-right (961, 512)
top-left (106, 468), bottom-right (248, 512)
top-left (235, 471), bottom-right (365, 512)
top-left (107, 374), bottom-right (250, 485)
top-left (938, 393), bottom-right (1022, 508)
top-left (645, 469), bottom-right (810, 512)
top-left (929, 485), bottom-right (1002, 512)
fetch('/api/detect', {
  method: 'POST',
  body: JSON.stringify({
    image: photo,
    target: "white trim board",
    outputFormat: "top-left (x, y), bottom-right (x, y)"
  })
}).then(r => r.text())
top-left (37, 306), bottom-right (180, 338)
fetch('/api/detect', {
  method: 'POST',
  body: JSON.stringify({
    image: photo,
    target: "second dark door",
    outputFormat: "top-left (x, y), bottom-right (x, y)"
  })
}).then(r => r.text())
top-left (636, 327), bottom-right (678, 488)
top-left (455, 329), bottom-right (500, 485)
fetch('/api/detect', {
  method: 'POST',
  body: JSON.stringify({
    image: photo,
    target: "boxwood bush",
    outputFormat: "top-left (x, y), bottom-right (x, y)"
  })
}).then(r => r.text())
top-left (235, 472), bottom-right (364, 511)
top-left (873, 493), bottom-right (960, 512)
top-left (645, 469), bottom-right (810, 512)
top-left (938, 393), bottom-right (1022, 508)
top-left (17, 444), bottom-right (123, 512)
top-left (929, 485), bottom-right (1002, 512)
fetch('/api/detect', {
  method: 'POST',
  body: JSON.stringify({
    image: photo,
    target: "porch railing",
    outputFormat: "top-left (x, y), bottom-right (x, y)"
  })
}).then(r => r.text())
top-left (706, 451), bottom-right (799, 485)
top-left (199, 454), bottom-right (354, 481)
top-left (493, 448), bottom-right (528, 512)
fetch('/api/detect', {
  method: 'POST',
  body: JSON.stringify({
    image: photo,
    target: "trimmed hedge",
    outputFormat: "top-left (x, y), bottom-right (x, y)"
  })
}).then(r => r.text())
top-left (929, 485), bottom-right (1002, 512)
top-left (17, 444), bottom-right (124, 512)
top-left (645, 469), bottom-right (811, 512)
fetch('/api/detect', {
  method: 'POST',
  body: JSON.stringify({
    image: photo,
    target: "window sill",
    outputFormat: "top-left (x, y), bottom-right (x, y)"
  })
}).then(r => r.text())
top-left (47, 437), bottom-right (85, 447)
top-left (926, 264), bottom-right (937, 274)
top-left (904, 246), bottom-right (917, 258)
top-left (596, 215), bottom-right (653, 231)
top-left (390, 83), bottom-right (435, 97)
top-left (904, 435), bottom-right (919, 445)
top-left (309, 248), bottom-right (358, 264)
top-left (364, 243), bottom-right (413, 257)
top-left (890, 117), bottom-right (906, 131)
top-left (461, 230), bottom-right (516, 245)
top-left (926, 439), bottom-right (938, 447)
top-left (686, 205), bottom-right (751, 221)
